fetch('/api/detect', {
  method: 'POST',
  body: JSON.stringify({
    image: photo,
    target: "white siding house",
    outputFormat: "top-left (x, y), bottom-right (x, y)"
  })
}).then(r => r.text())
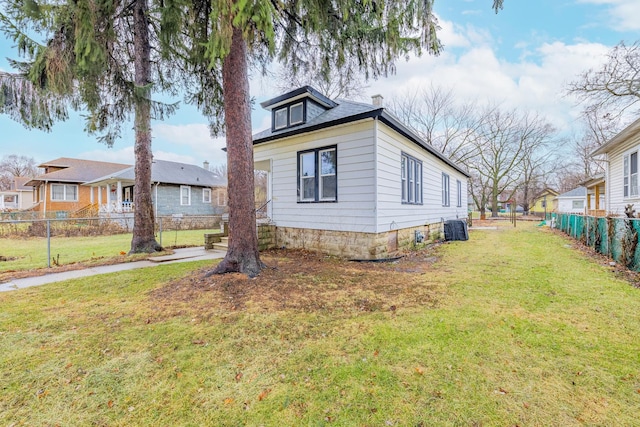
top-left (253, 86), bottom-right (469, 259)
top-left (556, 187), bottom-right (587, 214)
top-left (592, 117), bottom-right (640, 216)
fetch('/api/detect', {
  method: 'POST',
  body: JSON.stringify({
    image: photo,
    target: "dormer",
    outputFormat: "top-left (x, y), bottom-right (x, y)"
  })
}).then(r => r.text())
top-left (260, 86), bottom-right (338, 132)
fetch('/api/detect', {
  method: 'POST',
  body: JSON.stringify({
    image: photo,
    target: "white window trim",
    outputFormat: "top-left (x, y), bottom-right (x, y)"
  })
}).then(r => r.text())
top-left (623, 149), bottom-right (639, 199)
top-left (289, 102), bottom-right (304, 125)
top-left (274, 107), bottom-right (288, 130)
top-left (180, 185), bottom-right (191, 206)
top-left (50, 184), bottom-right (78, 202)
top-left (442, 173), bottom-right (450, 207)
top-left (217, 191), bottom-right (227, 206)
top-left (457, 180), bottom-right (462, 207)
top-left (401, 153), bottom-right (423, 205)
top-left (202, 188), bottom-right (212, 203)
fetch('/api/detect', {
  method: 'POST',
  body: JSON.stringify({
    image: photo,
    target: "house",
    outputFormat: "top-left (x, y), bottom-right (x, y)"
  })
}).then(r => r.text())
top-left (85, 159), bottom-right (227, 217)
top-left (25, 158), bottom-right (131, 217)
top-left (591, 117), bottom-right (640, 216)
top-left (252, 86), bottom-right (470, 259)
top-left (530, 188), bottom-right (559, 216)
top-left (0, 177), bottom-right (35, 211)
top-left (556, 187), bottom-right (588, 214)
top-left (580, 174), bottom-right (606, 216)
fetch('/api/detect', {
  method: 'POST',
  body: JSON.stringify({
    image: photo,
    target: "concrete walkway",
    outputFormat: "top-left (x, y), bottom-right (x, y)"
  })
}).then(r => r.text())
top-left (0, 247), bottom-right (226, 292)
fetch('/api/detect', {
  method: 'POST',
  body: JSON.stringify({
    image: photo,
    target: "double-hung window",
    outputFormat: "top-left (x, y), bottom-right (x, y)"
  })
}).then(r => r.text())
top-left (202, 188), bottom-right (212, 203)
top-left (298, 146), bottom-right (337, 202)
top-left (442, 173), bottom-right (450, 207)
top-left (401, 153), bottom-right (423, 204)
top-left (51, 184), bottom-right (78, 201)
top-left (180, 185), bottom-right (191, 206)
top-left (624, 151), bottom-right (639, 198)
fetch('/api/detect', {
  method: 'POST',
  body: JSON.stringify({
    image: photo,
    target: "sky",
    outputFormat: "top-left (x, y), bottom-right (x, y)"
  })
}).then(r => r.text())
top-left (1, 0), bottom-right (639, 169)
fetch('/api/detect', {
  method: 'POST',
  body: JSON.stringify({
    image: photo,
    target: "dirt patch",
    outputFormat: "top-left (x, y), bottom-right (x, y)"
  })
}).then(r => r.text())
top-left (148, 247), bottom-right (445, 320)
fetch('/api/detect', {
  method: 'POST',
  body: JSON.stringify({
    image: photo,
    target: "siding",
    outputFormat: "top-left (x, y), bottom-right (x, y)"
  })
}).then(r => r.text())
top-left (254, 120), bottom-right (377, 233)
top-left (375, 122), bottom-right (468, 233)
top-left (154, 184), bottom-right (216, 216)
top-left (607, 134), bottom-right (640, 215)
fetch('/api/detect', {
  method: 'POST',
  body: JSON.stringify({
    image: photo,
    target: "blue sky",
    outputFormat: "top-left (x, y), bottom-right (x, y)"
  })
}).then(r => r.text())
top-left (1, 0), bottom-right (638, 168)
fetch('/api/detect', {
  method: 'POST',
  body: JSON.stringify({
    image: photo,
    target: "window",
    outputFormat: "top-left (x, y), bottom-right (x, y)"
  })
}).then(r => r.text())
top-left (624, 151), bottom-right (639, 198)
top-left (273, 101), bottom-right (306, 130)
top-left (457, 180), bottom-right (462, 207)
top-left (401, 153), bottom-right (422, 204)
top-left (572, 200), bottom-right (584, 209)
top-left (203, 188), bottom-right (212, 203)
top-left (180, 186), bottom-right (191, 206)
top-left (290, 102), bottom-right (304, 125)
top-left (51, 184), bottom-right (78, 201)
top-left (298, 146), bottom-right (337, 202)
top-left (274, 108), bottom-right (288, 129)
top-left (442, 173), bottom-right (450, 207)
top-left (217, 190), bottom-right (227, 206)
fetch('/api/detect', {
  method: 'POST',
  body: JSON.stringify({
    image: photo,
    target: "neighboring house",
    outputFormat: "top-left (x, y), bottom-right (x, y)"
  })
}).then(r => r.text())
top-left (580, 174), bottom-right (606, 216)
top-left (25, 158), bottom-right (131, 217)
top-left (85, 159), bottom-right (227, 217)
top-left (556, 187), bottom-right (588, 214)
top-left (530, 188), bottom-right (559, 216)
top-left (0, 177), bottom-right (35, 211)
top-left (591, 117), bottom-right (640, 216)
top-left (252, 86), bottom-right (469, 259)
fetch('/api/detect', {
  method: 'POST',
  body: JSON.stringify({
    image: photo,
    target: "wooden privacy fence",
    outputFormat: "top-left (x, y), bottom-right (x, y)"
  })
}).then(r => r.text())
top-left (552, 213), bottom-right (640, 271)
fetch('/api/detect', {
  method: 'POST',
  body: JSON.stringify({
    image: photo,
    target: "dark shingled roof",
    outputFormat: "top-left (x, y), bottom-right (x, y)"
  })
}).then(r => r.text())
top-left (86, 159), bottom-right (226, 187)
top-left (253, 96), bottom-right (470, 178)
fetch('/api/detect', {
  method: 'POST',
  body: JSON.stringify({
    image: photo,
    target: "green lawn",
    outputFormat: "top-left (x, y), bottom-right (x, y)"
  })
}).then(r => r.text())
top-left (0, 229), bottom-right (216, 272)
top-left (1, 222), bottom-right (639, 426)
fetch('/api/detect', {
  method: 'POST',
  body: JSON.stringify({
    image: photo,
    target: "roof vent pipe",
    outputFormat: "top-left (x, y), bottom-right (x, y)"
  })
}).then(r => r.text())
top-left (372, 94), bottom-right (384, 107)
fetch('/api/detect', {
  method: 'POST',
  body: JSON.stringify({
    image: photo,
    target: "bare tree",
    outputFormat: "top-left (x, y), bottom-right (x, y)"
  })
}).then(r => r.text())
top-left (568, 40), bottom-right (640, 121)
top-left (387, 84), bottom-right (480, 162)
top-left (272, 65), bottom-right (368, 100)
top-left (0, 154), bottom-right (39, 190)
top-left (465, 107), bottom-right (556, 217)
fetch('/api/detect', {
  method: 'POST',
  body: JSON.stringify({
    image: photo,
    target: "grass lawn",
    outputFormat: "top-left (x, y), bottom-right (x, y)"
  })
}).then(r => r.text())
top-left (1, 222), bottom-right (639, 426)
top-left (0, 229), bottom-right (217, 274)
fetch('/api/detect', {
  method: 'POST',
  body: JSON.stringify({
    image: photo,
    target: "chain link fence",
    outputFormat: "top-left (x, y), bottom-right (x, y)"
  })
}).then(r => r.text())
top-left (552, 213), bottom-right (640, 271)
top-left (0, 214), bottom-right (225, 271)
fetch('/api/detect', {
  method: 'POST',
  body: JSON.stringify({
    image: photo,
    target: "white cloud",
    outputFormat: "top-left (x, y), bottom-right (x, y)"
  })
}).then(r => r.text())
top-left (365, 17), bottom-right (611, 135)
top-left (578, 0), bottom-right (640, 31)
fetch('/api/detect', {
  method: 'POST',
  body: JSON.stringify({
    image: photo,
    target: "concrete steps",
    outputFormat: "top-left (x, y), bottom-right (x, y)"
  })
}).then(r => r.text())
top-left (212, 237), bottom-right (229, 251)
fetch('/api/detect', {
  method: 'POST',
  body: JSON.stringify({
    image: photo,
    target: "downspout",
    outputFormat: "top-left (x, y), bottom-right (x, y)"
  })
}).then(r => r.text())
top-left (373, 117), bottom-right (379, 233)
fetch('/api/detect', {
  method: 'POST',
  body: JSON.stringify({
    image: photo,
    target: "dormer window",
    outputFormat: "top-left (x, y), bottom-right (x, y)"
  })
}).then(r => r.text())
top-left (274, 108), bottom-right (288, 130)
top-left (272, 101), bottom-right (307, 131)
top-left (290, 102), bottom-right (304, 125)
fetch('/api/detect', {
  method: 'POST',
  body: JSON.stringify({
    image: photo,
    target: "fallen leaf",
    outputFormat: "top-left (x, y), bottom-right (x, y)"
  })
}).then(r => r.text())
top-left (235, 372), bottom-right (243, 382)
top-left (258, 388), bottom-right (272, 401)
top-left (107, 400), bottom-right (114, 408)
top-left (119, 251), bottom-right (126, 255)
top-left (192, 340), bottom-right (206, 345)
top-left (224, 397), bottom-right (234, 405)
top-left (415, 367), bottom-right (424, 375)
top-left (373, 350), bottom-right (379, 357)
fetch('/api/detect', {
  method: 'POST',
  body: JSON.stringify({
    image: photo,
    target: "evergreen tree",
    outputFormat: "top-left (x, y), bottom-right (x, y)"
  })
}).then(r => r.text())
top-left (0, 0), bottom-right (179, 253)
top-left (167, 0), bottom-right (475, 277)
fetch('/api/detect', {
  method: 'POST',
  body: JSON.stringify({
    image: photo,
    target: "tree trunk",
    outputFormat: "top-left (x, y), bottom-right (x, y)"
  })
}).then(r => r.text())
top-left (129, 0), bottom-right (161, 254)
top-left (208, 26), bottom-right (264, 277)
